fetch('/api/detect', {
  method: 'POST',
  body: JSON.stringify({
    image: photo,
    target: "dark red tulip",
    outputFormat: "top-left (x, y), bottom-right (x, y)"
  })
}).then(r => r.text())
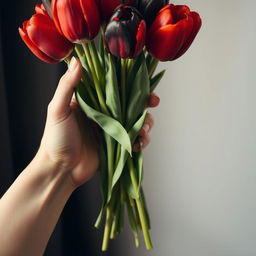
top-left (136, 0), bottom-right (169, 25)
top-left (52, 0), bottom-right (100, 43)
top-left (105, 5), bottom-right (146, 58)
top-left (97, 0), bottom-right (137, 23)
top-left (19, 4), bottom-right (74, 64)
top-left (146, 4), bottom-right (202, 61)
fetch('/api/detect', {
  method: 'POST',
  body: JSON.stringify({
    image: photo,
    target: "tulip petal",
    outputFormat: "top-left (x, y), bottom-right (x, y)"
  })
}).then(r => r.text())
top-left (133, 20), bottom-right (146, 57)
top-left (27, 14), bottom-right (73, 61)
top-left (54, 0), bottom-right (89, 42)
top-left (137, 0), bottom-right (169, 25)
top-left (19, 27), bottom-right (58, 63)
top-left (147, 17), bottom-right (193, 61)
top-left (105, 21), bottom-right (135, 58)
top-left (51, 0), bottom-right (63, 34)
top-left (174, 11), bottom-right (202, 59)
top-left (35, 4), bottom-right (48, 15)
top-left (80, 0), bottom-right (100, 39)
top-left (148, 4), bottom-right (175, 34)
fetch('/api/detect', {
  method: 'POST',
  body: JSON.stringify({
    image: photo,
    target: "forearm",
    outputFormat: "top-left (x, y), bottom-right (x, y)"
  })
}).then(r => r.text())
top-left (0, 151), bottom-right (75, 256)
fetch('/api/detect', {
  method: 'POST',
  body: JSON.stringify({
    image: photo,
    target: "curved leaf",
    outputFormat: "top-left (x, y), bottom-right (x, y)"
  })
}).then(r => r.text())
top-left (75, 82), bottom-right (132, 155)
top-left (111, 110), bottom-right (147, 190)
top-left (105, 54), bottom-right (122, 121)
top-left (150, 70), bottom-right (165, 92)
top-left (126, 55), bottom-right (150, 130)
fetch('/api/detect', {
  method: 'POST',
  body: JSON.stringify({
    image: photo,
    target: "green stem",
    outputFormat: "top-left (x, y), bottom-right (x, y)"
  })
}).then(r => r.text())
top-left (125, 190), bottom-right (140, 248)
top-left (110, 196), bottom-right (120, 239)
top-left (102, 206), bottom-right (112, 251)
top-left (65, 56), bottom-right (100, 110)
top-left (80, 72), bottom-right (100, 110)
top-left (99, 31), bottom-right (106, 69)
top-left (121, 58), bottom-right (127, 121)
top-left (75, 45), bottom-right (88, 70)
top-left (126, 58), bottom-right (133, 72)
top-left (89, 41), bottom-right (104, 87)
top-left (82, 43), bottom-right (109, 115)
top-left (105, 134), bottom-right (115, 203)
top-left (127, 157), bottom-right (153, 250)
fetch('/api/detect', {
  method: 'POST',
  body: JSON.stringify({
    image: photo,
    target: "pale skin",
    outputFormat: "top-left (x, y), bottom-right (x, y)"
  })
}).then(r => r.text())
top-left (0, 57), bottom-right (159, 256)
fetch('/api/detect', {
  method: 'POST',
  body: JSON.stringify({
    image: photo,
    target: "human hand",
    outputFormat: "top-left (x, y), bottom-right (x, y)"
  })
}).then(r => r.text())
top-left (39, 57), bottom-right (159, 189)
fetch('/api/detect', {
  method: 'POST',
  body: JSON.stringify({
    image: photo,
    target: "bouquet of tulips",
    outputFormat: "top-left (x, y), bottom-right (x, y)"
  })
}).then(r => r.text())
top-left (19, 0), bottom-right (201, 251)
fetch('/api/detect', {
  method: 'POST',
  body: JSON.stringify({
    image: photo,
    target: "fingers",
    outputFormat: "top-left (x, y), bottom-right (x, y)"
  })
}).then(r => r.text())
top-left (148, 92), bottom-right (160, 108)
top-left (133, 93), bottom-right (159, 151)
top-left (133, 113), bottom-right (154, 152)
top-left (48, 57), bottom-right (82, 119)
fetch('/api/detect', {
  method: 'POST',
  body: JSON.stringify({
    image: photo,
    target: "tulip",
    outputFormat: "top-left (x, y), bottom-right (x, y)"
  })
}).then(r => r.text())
top-left (19, 4), bottom-right (74, 64)
top-left (146, 4), bottom-right (201, 61)
top-left (104, 5), bottom-right (146, 58)
top-left (136, 0), bottom-right (169, 25)
top-left (97, 0), bottom-right (137, 23)
top-left (51, 0), bottom-right (100, 43)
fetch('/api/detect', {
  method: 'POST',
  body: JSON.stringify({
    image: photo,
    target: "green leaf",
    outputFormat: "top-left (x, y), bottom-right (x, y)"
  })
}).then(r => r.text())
top-left (99, 33), bottom-right (108, 70)
top-left (95, 141), bottom-right (108, 229)
top-left (126, 55), bottom-right (150, 130)
top-left (135, 149), bottom-right (143, 193)
top-left (105, 54), bottom-right (122, 122)
top-left (111, 110), bottom-right (147, 190)
top-left (105, 134), bottom-right (116, 203)
top-left (126, 198), bottom-right (140, 247)
top-left (122, 164), bottom-right (138, 199)
top-left (126, 53), bottom-right (144, 97)
top-left (75, 82), bottom-right (132, 155)
top-left (150, 70), bottom-right (165, 92)
top-left (129, 110), bottom-right (148, 144)
top-left (112, 147), bottom-right (128, 190)
top-left (140, 188), bottom-right (151, 229)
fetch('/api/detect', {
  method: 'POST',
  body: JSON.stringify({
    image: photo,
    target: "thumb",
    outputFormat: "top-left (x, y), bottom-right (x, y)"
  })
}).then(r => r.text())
top-left (49, 57), bottom-right (82, 118)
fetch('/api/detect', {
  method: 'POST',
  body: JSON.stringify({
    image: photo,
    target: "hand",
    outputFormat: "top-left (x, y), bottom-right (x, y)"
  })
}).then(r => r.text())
top-left (39, 57), bottom-right (160, 188)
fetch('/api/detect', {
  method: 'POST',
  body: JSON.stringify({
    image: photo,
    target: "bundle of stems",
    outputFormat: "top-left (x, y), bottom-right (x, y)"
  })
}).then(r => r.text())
top-left (71, 35), bottom-right (164, 251)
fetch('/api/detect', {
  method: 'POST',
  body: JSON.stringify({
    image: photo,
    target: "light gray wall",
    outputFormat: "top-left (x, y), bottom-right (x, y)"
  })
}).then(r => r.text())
top-left (116, 0), bottom-right (256, 255)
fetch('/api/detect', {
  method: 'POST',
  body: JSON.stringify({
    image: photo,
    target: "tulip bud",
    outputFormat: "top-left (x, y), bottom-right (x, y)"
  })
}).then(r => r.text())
top-left (19, 4), bottom-right (74, 64)
top-left (146, 4), bottom-right (202, 61)
top-left (97, 0), bottom-right (137, 23)
top-left (136, 0), bottom-right (169, 25)
top-left (51, 0), bottom-right (100, 43)
top-left (105, 5), bottom-right (146, 59)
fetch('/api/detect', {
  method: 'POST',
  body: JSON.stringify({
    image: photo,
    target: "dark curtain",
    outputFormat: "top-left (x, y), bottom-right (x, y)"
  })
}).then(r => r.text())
top-left (0, 2), bottom-right (119, 255)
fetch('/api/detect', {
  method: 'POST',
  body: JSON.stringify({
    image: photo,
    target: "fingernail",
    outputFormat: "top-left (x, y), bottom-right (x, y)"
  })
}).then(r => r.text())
top-left (68, 57), bottom-right (77, 72)
top-left (143, 124), bottom-right (150, 133)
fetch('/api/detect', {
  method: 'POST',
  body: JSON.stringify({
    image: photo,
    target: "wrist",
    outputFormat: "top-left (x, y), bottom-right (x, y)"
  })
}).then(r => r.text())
top-left (28, 149), bottom-right (76, 196)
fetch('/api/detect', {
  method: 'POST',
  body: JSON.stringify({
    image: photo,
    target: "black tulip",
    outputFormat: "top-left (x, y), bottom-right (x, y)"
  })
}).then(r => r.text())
top-left (137, 0), bottom-right (169, 25)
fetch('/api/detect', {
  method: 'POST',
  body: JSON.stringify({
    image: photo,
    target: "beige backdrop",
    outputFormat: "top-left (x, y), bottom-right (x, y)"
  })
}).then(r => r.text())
top-left (112, 0), bottom-right (256, 255)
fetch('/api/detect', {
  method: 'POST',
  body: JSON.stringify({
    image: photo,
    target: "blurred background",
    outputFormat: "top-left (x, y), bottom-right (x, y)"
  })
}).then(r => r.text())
top-left (1, 0), bottom-right (256, 255)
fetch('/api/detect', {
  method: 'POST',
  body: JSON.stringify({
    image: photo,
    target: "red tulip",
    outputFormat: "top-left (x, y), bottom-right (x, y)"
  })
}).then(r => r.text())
top-left (146, 4), bottom-right (201, 61)
top-left (97, 0), bottom-right (137, 23)
top-left (19, 4), bottom-right (74, 64)
top-left (104, 5), bottom-right (146, 59)
top-left (52, 0), bottom-right (101, 43)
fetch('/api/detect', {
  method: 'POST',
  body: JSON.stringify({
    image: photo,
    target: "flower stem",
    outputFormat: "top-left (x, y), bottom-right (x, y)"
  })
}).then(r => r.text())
top-left (80, 72), bottom-right (100, 110)
top-left (82, 43), bottom-right (109, 115)
top-left (65, 56), bottom-right (100, 110)
top-left (102, 206), bottom-right (112, 251)
top-left (121, 58), bottom-right (127, 121)
top-left (127, 157), bottom-right (153, 250)
top-left (89, 41), bottom-right (105, 88)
